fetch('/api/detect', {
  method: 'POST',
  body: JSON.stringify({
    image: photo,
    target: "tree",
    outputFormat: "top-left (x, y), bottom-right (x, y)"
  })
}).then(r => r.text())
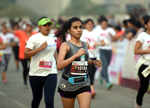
top-left (0, 0), bottom-right (16, 9)
top-left (61, 0), bottom-right (93, 16)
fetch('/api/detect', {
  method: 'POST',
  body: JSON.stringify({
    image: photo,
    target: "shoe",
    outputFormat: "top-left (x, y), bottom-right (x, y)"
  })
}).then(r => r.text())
top-left (2, 80), bottom-right (8, 84)
top-left (106, 83), bottom-right (113, 90)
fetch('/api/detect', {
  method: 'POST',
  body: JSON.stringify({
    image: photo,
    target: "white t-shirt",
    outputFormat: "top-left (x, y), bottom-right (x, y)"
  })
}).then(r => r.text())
top-left (0, 32), bottom-right (16, 54)
top-left (93, 25), bottom-right (116, 50)
top-left (136, 32), bottom-right (150, 65)
top-left (26, 33), bottom-right (57, 76)
top-left (80, 29), bottom-right (99, 59)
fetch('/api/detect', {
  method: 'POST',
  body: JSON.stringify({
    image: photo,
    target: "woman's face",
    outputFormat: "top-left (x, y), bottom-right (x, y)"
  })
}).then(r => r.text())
top-left (85, 21), bottom-right (94, 31)
top-left (2, 26), bottom-right (7, 34)
top-left (39, 23), bottom-right (51, 35)
top-left (101, 21), bottom-right (108, 29)
top-left (25, 24), bottom-right (32, 33)
top-left (69, 21), bottom-right (82, 40)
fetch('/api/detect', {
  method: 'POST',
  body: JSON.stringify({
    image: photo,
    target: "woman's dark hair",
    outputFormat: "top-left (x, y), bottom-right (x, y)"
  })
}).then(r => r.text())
top-left (143, 15), bottom-right (150, 25)
top-left (83, 18), bottom-right (94, 25)
top-left (123, 19), bottom-right (129, 27)
top-left (114, 25), bottom-right (121, 31)
top-left (97, 15), bottom-right (108, 24)
top-left (56, 17), bottom-right (82, 42)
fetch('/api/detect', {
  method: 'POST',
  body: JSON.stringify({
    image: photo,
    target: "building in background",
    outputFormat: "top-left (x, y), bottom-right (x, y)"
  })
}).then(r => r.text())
top-left (16, 0), bottom-right (70, 18)
top-left (11, 0), bottom-right (150, 18)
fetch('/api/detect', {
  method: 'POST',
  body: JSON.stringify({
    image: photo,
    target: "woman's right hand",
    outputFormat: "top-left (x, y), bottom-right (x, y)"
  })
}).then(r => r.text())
top-left (75, 48), bottom-right (86, 58)
top-left (39, 42), bottom-right (48, 51)
top-left (100, 40), bottom-right (106, 46)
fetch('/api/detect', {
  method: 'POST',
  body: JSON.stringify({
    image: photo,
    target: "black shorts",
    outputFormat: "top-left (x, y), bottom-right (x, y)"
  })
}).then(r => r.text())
top-left (58, 86), bottom-right (91, 98)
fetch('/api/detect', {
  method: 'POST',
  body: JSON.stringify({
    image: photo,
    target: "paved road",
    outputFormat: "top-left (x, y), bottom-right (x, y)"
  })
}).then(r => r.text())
top-left (0, 57), bottom-right (150, 108)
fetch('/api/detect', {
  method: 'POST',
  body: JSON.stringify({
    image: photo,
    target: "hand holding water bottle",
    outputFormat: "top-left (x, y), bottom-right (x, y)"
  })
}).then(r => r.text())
top-left (75, 48), bottom-right (86, 58)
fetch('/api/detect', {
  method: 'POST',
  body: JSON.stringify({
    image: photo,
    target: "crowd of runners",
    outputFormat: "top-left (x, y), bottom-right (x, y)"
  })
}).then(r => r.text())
top-left (0, 14), bottom-right (150, 108)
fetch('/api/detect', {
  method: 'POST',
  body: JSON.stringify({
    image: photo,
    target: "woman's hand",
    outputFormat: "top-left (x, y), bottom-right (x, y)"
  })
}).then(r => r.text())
top-left (39, 42), bottom-right (48, 51)
top-left (74, 48), bottom-right (86, 58)
top-left (93, 60), bottom-right (102, 67)
top-left (100, 40), bottom-right (106, 46)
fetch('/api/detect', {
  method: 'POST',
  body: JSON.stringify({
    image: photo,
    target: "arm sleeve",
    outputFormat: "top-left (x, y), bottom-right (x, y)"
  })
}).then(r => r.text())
top-left (136, 33), bottom-right (144, 43)
top-left (26, 37), bottom-right (35, 50)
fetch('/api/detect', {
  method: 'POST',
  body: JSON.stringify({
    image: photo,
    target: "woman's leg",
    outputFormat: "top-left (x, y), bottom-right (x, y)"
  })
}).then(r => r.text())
top-left (88, 63), bottom-right (96, 98)
top-left (44, 74), bottom-right (57, 108)
top-left (61, 97), bottom-right (75, 108)
top-left (29, 76), bottom-right (45, 108)
top-left (136, 64), bottom-right (150, 107)
top-left (2, 54), bottom-right (11, 82)
top-left (100, 49), bottom-right (112, 90)
top-left (77, 92), bottom-right (91, 108)
top-left (20, 59), bottom-right (29, 85)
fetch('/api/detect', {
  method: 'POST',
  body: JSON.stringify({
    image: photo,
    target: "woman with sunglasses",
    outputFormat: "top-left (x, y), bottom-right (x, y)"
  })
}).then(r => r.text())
top-left (25, 17), bottom-right (57, 108)
top-left (57, 17), bottom-right (101, 108)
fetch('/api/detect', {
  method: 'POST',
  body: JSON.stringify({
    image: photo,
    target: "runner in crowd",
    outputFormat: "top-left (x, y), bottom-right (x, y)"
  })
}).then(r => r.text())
top-left (14, 22), bottom-right (36, 85)
top-left (80, 18), bottom-right (99, 98)
top-left (11, 22), bottom-right (20, 71)
top-left (25, 17), bottom-right (58, 108)
top-left (57, 17), bottom-right (101, 108)
top-left (134, 15), bottom-right (150, 108)
top-left (0, 24), bottom-right (17, 83)
top-left (93, 16), bottom-right (116, 90)
top-left (0, 36), bottom-right (7, 78)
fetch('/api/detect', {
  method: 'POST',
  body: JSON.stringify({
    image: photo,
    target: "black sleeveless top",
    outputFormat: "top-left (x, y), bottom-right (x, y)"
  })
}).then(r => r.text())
top-left (63, 41), bottom-right (89, 77)
top-left (58, 41), bottom-right (90, 92)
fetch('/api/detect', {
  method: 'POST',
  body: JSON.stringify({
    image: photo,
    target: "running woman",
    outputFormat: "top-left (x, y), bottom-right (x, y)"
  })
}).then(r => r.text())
top-left (134, 15), bottom-right (150, 108)
top-left (57, 17), bottom-right (101, 108)
top-left (93, 16), bottom-right (116, 90)
top-left (80, 18), bottom-right (99, 98)
top-left (25, 17), bottom-right (58, 108)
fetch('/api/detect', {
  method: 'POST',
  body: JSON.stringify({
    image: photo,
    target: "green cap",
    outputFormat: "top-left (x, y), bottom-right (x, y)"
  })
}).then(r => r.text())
top-left (38, 18), bottom-right (52, 26)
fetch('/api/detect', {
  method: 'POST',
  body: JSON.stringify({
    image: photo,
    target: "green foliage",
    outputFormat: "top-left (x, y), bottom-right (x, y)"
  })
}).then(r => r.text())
top-left (60, 0), bottom-right (109, 16)
top-left (61, 0), bottom-right (93, 16)
top-left (0, 0), bottom-right (16, 9)
top-left (0, 4), bottom-right (39, 18)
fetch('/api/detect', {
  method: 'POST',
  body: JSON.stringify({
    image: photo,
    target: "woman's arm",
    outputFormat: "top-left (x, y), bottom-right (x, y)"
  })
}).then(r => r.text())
top-left (134, 41), bottom-right (150, 55)
top-left (57, 42), bottom-right (86, 70)
top-left (24, 42), bottom-right (47, 58)
top-left (0, 43), bottom-right (6, 50)
top-left (95, 40), bottom-right (106, 46)
top-left (88, 59), bottom-right (102, 67)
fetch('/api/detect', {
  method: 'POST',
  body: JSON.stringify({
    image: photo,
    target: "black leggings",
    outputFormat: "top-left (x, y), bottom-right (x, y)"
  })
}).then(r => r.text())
top-left (136, 64), bottom-right (150, 106)
top-left (20, 59), bottom-right (29, 85)
top-left (88, 61), bottom-right (97, 85)
top-left (29, 74), bottom-right (57, 108)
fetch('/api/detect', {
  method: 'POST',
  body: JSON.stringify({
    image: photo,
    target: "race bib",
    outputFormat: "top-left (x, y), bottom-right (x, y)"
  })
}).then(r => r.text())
top-left (39, 61), bottom-right (52, 68)
top-left (70, 61), bottom-right (88, 75)
top-left (142, 66), bottom-right (150, 78)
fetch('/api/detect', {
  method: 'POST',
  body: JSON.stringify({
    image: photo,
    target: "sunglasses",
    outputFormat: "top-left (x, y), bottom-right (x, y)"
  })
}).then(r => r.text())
top-left (43, 23), bottom-right (52, 27)
top-left (72, 25), bottom-right (83, 29)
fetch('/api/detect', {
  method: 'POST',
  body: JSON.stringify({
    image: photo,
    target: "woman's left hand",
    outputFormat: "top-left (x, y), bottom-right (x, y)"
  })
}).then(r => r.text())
top-left (93, 60), bottom-right (102, 67)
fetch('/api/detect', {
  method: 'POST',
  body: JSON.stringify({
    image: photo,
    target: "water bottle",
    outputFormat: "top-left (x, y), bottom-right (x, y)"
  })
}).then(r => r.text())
top-left (80, 55), bottom-right (85, 61)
